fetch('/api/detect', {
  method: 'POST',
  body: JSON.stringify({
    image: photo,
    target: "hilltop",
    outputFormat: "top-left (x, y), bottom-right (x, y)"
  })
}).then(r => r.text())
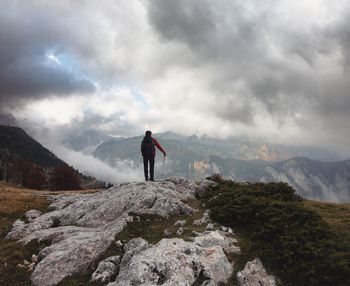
top-left (1, 178), bottom-right (349, 286)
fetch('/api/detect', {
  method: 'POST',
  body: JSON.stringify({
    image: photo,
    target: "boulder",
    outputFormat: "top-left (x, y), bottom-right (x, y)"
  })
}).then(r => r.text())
top-left (193, 230), bottom-right (240, 254)
top-left (237, 258), bottom-right (276, 286)
top-left (193, 209), bottom-right (212, 226)
top-left (25, 209), bottom-right (42, 222)
top-left (91, 256), bottom-right (121, 283)
top-left (195, 180), bottom-right (216, 198)
top-left (108, 238), bottom-right (233, 286)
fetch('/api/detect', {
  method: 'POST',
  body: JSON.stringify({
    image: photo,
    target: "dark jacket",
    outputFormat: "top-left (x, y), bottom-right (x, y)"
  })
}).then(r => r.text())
top-left (141, 136), bottom-right (166, 157)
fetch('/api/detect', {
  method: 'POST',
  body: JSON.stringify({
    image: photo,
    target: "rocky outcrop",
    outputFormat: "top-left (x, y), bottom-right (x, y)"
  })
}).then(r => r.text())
top-left (6, 179), bottom-right (197, 286)
top-left (109, 236), bottom-right (233, 286)
top-left (6, 177), bottom-right (276, 286)
top-left (237, 258), bottom-right (276, 286)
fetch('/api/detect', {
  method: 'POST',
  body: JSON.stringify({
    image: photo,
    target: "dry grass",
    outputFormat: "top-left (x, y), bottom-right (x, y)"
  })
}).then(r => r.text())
top-left (0, 181), bottom-right (103, 286)
top-left (303, 200), bottom-right (350, 244)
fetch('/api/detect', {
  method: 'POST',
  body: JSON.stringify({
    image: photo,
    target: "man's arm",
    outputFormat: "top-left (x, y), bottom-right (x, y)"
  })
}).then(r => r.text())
top-left (153, 138), bottom-right (166, 155)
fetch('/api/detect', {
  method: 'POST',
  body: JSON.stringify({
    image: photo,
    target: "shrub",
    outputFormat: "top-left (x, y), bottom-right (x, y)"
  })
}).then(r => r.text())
top-left (49, 164), bottom-right (81, 190)
top-left (205, 181), bottom-right (350, 286)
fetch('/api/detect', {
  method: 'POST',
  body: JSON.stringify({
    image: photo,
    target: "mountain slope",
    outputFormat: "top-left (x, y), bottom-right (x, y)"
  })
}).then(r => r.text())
top-left (0, 125), bottom-right (64, 168)
top-left (92, 132), bottom-right (348, 202)
top-left (63, 129), bottom-right (115, 153)
top-left (211, 156), bottom-right (350, 202)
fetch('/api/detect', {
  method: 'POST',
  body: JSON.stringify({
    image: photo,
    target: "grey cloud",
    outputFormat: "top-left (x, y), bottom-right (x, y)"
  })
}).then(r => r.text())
top-left (144, 0), bottom-right (350, 150)
top-left (0, 1), bottom-right (95, 108)
top-left (2, 0), bottom-right (350, 155)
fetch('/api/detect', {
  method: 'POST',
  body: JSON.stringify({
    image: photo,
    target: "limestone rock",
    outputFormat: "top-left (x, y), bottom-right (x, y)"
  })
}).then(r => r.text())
top-left (12, 219), bottom-right (25, 229)
top-left (120, 238), bottom-right (151, 270)
top-left (195, 180), bottom-right (216, 198)
top-left (221, 226), bottom-right (234, 234)
top-left (202, 210), bottom-right (211, 223)
top-left (193, 219), bottom-right (203, 226)
top-left (176, 227), bottom-right (184, 236)
top-left (91, 256), bottom-right (121, 283)
top-left (108, 238), bottom-right (233, 286)
top-left (174, 219), bottom-right (186, 226)
top-left (123, 237), bottom-right (149, 253)
top-left (25, 209), bottom-right (42, 222)
top-left (193, 209), bottom-right (212, 226)
top-left (237, 258), bottom-right (276, 286)
top-left (193, 230), bottom-right (240, 254)
top-left (6, 180), bottom-right (196, 286)
top-left (206, 223), bottom-right (215, 230)
top-left (163, 228), bottom-right (172, 236)
top-left (115, 240), bottom-right (123, 248)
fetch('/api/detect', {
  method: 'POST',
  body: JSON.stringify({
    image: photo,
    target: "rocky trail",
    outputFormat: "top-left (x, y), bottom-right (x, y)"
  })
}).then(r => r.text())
top-left (6, 177), bottom-right (276, 286)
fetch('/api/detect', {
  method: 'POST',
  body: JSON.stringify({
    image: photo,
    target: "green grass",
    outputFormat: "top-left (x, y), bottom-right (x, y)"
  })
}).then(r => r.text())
top-left (116, 199), bottom-right (208, 244)
top-left (203, 179), bottom-right (350, 286)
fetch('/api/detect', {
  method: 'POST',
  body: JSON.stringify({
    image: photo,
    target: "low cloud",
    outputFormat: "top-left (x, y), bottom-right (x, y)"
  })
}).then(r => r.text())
top-left (49, 144), bottom-right (143, 184)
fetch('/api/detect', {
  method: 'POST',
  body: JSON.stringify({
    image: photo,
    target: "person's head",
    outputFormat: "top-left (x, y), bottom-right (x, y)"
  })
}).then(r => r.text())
top-left (145, 130), bottom-right (152, 137)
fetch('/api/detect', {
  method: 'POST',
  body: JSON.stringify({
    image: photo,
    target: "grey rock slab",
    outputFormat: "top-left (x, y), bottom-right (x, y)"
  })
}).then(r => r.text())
top-left (6, 179), bottom-right (197, 286)
top-left (32, 231), bottom-right (115, 286)
top-left (237, 258), bottom-right (276, 286)
top-left (109, 238), bottom-right (233, 286)
top-left (193, 230), bottom-right (240, 254)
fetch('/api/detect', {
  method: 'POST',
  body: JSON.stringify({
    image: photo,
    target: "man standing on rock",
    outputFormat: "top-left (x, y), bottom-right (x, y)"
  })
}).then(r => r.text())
top-left (141, 130), bottom-right (166, 181)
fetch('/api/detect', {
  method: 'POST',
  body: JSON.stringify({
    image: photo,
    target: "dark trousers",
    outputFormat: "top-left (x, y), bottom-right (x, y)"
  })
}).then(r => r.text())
top-left (143, 156), bottom-right (155, 181)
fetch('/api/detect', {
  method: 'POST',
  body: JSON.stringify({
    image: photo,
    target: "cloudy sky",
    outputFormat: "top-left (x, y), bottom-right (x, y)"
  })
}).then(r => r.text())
top-left (1, 0), bottom-right (350, 155)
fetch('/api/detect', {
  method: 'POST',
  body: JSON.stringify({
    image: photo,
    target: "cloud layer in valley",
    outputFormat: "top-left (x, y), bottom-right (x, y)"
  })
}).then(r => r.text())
top-left (1, 0), bottom-right (350, 160)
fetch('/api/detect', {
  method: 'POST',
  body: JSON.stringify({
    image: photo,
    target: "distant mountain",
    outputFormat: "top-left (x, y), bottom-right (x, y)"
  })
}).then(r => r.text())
top-left (0, 125), bottom-right (64, 168)
top-left (94, 131), bottom-right (340, 163)
top-left (93, 132), bottom-right (348, 202)
top-left (210, 156), bottom-right (350, 202)
top-left (63, 129), bottom-right (116, 153)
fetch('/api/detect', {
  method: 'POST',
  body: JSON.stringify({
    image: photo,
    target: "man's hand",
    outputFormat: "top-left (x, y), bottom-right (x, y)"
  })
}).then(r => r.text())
top-left (163, 152), bottom-right (167, 157)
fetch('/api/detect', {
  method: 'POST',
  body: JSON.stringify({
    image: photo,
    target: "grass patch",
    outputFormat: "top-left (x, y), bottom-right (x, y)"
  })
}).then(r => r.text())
top-left (116, 199), bottom-right (208, 244)
top-left (303, 200), bottom-right (350, 245)
top-left (0, 182), bottom-right (102, 286)
top-left (203, 180), bottom-right (350, 286)
top-left (0, 183), bottom-right (52, 286)
top-left (58, 275), bottom-right (104, 286)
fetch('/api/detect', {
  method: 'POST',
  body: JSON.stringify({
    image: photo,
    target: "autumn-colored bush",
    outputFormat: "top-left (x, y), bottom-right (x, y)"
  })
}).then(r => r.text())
top-left (49, 164), bottom-right (81, 190)
top-left (10, 158), bottom-right (47, 189)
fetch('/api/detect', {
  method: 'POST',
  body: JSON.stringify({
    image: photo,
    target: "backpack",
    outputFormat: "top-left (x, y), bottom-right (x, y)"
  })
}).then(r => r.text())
top-left (142, 136), bottom-right (155, 157)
